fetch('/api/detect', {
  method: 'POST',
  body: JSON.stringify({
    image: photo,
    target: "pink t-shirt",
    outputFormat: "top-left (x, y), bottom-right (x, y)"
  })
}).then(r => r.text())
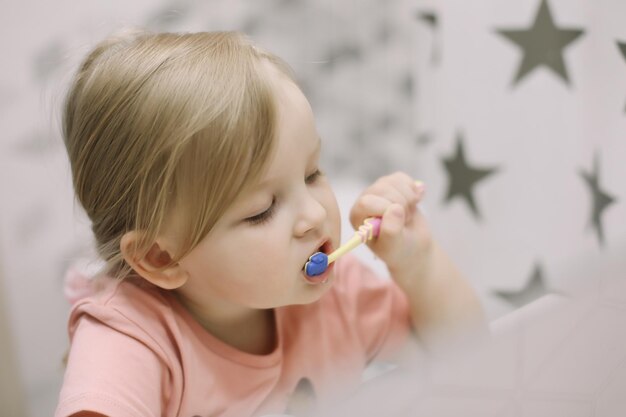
top-left (55, 254), bottom-right (411, 417)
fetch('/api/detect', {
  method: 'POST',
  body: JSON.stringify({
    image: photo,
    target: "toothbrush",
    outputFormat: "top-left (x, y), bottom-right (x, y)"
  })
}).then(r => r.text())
top-left (304, 217), bottom-right (382, 278)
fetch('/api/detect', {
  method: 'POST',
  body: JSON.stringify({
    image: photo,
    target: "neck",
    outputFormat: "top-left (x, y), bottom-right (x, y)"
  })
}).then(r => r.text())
top-left (174, 291), bottom-right (277, 355)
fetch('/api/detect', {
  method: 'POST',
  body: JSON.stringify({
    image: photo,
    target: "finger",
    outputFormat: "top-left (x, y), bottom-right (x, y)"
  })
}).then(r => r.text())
top-left (393, 180), bottom-right (420, 207)
top-left (413, 180), bottom-right (426, 202)
top-left (399, 181), bottom-right (426, 226)
top-left (389, 173), bottom-right (425, 206)
top-left (372, 178), bottom-right (424, 222)
top-left (381, 204), bottom-right (405, 238)
top-left (406, 181), bottom-right (426, 221)
top-left (375, 174), bottom-right (424, 208)
top-left (372, 203), bottom-right (405, 254)
top-left (349, 194), bottom-right (392, 229)
top-left (366, 183), bottom-right (408, 206)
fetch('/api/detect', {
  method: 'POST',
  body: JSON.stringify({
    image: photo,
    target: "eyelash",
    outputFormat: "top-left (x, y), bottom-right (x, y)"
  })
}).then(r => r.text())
top-left (244, 169), bottom-right (323, 226)
top-left (305, 169), bottom-right (323, 184)
top-left (246, 197), bottom-right (277, 225)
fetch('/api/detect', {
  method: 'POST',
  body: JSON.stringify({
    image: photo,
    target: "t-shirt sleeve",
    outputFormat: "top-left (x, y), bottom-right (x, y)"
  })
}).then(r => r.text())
top-left (334, 255), bottom-right (412, 363)
top-left (55, 315), bottom-right (167, 417)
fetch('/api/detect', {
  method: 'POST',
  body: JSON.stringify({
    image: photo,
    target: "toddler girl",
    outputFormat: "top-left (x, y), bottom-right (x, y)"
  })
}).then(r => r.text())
top-left (56, 29), bottom-right (485, 417)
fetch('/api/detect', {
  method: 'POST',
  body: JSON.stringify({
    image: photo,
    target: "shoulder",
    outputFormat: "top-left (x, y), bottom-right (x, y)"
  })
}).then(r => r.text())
top-left (70, 277), bottom-right (169, 321)
top-left (59, 279), bottom-right (180, 417)
top-left (67, 277), bottom-right (180, 360)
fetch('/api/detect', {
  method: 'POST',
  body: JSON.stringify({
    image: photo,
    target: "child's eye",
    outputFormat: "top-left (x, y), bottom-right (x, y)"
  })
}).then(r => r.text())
top-left (305, 169), bottom-right (323, 185)
top-left (245, 198), bottom-right (276, 225)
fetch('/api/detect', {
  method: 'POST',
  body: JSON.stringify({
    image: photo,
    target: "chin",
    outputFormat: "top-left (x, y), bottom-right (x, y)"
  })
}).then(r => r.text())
top-left (297, 273), bottom-right (335, 305)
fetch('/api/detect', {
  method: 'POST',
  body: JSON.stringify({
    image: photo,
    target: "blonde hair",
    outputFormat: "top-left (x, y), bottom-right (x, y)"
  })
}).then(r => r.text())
top-left (63, 29), bottom-right (295, 278)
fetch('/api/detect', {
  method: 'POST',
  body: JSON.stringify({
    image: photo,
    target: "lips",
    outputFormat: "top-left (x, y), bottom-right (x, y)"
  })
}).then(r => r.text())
top-left (302, 262), bottom-right (334, 284)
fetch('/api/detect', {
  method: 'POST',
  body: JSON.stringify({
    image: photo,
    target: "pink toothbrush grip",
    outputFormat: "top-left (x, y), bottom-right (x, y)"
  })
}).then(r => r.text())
top-left (357, 217), bottom-right (382, 243)
top-left (367, 217), bottom-right (382, 238)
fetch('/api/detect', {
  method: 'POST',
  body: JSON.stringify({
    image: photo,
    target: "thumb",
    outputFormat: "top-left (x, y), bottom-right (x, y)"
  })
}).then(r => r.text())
top-left (382, 203), bottom-right (405, 234)
top-left (372, 204), bottom-right (405, 257)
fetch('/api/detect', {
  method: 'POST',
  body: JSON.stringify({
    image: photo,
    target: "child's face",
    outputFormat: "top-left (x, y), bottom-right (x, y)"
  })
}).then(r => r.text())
top-left (174, 70), bottom-right (341, 311)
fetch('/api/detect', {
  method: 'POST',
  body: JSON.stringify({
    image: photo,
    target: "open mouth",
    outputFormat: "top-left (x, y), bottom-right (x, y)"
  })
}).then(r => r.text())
top-left (302, 241), bottom-right (333, 284)
top-left (302, 241), bottom-right (330, 267)
top-left (318, 241), bottom-right (332, 256)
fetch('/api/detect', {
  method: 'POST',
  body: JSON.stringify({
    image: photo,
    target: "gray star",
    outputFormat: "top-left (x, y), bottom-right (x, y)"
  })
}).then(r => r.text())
top-left (417, 11), bottom-right (440, 65)
top-left (496, 0), bottom-right (584, 86)
top-left (417, 11), bottom-right (437, 28)
top-left (618, 41), bottom-right (626, 112)
top-left (286, 378), bottom-right (316, 416)
top-left (442, 133), bottom-right (498, 220)
top-left (495, 263), bottom-right (549, 308)
top-left (619, 41), bottom-right (626, 61)
top-left (579, 153), bottom-right (617, 247)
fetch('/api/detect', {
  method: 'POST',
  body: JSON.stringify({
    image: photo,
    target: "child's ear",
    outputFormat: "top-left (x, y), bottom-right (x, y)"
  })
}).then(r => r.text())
top-left (120, 231), bottom-right (189, 290)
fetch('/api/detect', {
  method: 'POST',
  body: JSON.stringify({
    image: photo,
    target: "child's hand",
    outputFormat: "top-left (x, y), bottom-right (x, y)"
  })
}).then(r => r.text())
top-left (352, 173), bottom-right (488, 350)
top-left (349, 172), bottom-right (432, 283)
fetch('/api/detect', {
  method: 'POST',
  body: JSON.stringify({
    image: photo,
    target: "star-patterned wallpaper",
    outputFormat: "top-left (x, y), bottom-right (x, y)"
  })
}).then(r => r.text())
top-left (496, 0), bottom-right (584, 87)
top-left (0, 0), bottom-right (624, 415)
top-left (413, 0), bottom-right (625, 319)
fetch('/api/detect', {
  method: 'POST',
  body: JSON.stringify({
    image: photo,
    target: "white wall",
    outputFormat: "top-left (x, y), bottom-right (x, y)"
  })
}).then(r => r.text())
top-left (1, 0), bottom-right (624, 415)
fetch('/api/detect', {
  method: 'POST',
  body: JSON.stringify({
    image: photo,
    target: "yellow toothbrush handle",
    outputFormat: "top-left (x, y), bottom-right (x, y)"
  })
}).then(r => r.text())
top-left (327, 235), bottom-right (362, 264)
top-left (326, 217), bottom-right (382, 265)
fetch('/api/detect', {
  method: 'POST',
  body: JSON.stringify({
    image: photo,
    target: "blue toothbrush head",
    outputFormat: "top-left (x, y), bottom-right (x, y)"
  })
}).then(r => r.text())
top-left (304, 252), bottom-right (328, 277)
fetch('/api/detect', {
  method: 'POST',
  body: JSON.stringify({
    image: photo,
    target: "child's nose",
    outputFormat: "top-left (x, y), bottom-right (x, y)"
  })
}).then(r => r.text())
top-left (294, 194), bottom-right (326, 237)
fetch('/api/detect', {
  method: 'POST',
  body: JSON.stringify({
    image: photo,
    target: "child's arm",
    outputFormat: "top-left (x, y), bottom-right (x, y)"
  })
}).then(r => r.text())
top-left (349, 173), bottom-right (488, 353)
top-left (388, 238), bottom-right (488, 353)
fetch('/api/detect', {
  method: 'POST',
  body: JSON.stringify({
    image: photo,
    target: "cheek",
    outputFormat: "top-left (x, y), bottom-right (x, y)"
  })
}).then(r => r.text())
top-left (209, 230), bottom-right (290, 279)
top-left (321, 188), bottom-right (341, 228)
